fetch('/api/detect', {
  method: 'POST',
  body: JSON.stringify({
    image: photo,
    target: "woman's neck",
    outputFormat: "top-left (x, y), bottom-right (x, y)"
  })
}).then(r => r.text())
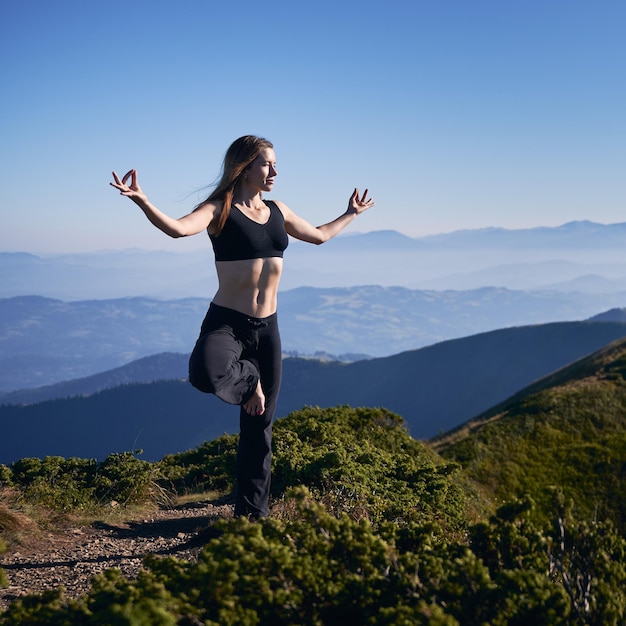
top-left (232, 192), bottom-right (265, 211)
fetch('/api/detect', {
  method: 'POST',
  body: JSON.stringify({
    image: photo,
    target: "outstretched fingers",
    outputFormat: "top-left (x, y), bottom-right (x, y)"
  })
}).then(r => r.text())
top-left (110, 169), bottom-right (140, 195)
top-left (121, 169), bottom-right (136, 186)
top-left (350, 187), bottom-right (375, 213)
top-left (110, 171), bottom-right (127, 190)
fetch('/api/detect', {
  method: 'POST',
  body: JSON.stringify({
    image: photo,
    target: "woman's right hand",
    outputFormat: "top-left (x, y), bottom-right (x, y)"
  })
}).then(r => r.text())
top-left (110, 169), bottom-right (146, 202)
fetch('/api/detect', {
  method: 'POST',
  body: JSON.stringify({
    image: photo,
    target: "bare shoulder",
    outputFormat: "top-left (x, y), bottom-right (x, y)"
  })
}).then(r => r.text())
top-left (268, 199), bottom-right (292, 218)
top-left (193, 198), bottom-right (222, 216)
top-left (194, 198), bottom-right (223, 224)
top-left (184, 198), bottom-right (223, 236)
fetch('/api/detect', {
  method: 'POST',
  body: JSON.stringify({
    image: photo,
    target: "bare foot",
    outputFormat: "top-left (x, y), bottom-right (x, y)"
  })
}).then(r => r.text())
top-left (243, 381), bottom-right (265, 416)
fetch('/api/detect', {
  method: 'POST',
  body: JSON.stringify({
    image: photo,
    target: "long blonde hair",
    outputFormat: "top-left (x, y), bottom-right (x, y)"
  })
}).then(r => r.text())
top-left (197, 135), bottom-right (273, 236)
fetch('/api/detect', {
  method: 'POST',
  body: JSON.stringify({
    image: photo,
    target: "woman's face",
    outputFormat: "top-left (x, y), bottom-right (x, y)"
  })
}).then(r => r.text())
top-left (245, 148), bottom-right (277, 193)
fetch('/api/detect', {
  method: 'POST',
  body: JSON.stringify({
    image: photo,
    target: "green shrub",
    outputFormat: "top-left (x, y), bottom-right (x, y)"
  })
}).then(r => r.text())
top-left (10, 456), bottom-right (97, 511)
top-left (0, 538), bottom-right (7, 589)
top-left (8, 452), bottom-right (161, 511)
top-left (159, 406), bottom-right (474, 534)
top-left (92, 451), bottom-right (159, 505)
top-left (6, 489), bottom-right (625, 625)
top-left (0, 466), bottom-right (12, 488)
top-left (2, 404), bottom-right (625, 623)
top-left (272, 406), bottom-right (470, 532)
top-left (158, 434), bottom-right (239, 495)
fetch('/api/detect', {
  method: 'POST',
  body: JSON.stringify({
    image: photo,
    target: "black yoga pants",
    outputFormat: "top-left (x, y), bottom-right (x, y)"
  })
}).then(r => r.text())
top-left (188, 302), bottom-right (282, 518)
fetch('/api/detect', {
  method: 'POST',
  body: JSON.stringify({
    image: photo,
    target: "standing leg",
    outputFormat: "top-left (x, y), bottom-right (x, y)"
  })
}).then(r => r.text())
top-left (234, 314), bottom-right (282, 518)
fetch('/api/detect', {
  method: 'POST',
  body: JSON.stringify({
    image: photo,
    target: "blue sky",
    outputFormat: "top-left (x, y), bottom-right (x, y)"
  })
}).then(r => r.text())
top-left (2, 0), bottom-right (625, 253)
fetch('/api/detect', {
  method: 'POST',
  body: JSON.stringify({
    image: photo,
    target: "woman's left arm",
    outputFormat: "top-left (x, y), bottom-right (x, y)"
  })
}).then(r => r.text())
top-left (280, 188), bottom-right (375, 245)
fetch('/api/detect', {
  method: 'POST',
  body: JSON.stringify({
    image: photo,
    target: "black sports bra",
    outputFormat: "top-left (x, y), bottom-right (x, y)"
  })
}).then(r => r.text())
top-left (209, 200), bottom-right (289, 262)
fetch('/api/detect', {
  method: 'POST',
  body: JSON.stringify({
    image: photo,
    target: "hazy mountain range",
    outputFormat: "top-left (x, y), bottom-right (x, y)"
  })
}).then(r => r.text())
top-left (5, 221), bottom-right (626, 300)
top-left (3, 319), bottom-right (626, 463)
top-left (3, 289), bottom-right (626, 393)
top-left (4, 220), bottom-right (626, 463)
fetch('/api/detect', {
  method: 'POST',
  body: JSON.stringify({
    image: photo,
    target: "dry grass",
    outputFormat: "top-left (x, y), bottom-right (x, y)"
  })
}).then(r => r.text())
top-left (0, 497), bottom-right (42, 549)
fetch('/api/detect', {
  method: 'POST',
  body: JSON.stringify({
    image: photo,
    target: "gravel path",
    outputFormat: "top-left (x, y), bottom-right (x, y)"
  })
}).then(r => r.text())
top-left (0, 501), bottom-right (232, 611)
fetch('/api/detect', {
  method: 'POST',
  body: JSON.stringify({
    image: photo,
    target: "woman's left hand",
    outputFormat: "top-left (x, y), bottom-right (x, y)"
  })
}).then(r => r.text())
top-left (348, 188), bottom-right (375, 215)
top-left (110, 169), bottom-right (146, 202)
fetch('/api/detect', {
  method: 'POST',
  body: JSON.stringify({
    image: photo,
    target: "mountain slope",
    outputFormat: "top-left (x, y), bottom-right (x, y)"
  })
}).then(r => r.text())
top-left (4, 321), bottom-right (626, 463)
top-left (0, 352), bottom-right (189, 405)
top-left (432, 337), bottom-right (626, 532)
top-left (588, 307), bottom-right (626, 322)
top-left (280, 321), bottom-right (626, 436)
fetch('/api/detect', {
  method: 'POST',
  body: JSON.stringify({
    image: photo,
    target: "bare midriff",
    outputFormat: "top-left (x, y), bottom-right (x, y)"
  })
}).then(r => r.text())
top-left (212, 257), bottom-right (284, 319)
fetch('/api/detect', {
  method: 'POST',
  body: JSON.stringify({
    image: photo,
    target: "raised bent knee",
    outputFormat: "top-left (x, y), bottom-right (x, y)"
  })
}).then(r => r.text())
top-left (188, 369), bottom-right (217, 394)
top-left (188, 353), bottom-right (259, 405)
top-left (188, 349), bottom-right (222, 394)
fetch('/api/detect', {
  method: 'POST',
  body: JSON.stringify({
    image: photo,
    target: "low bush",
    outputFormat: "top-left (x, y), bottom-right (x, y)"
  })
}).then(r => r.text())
top-left (2, 490), bottom-right (625, 625)
top-left (6, 451), bottom-right (161, 511)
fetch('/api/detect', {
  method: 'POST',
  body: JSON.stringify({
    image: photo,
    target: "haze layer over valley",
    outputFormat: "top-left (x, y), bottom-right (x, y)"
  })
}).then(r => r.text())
top-left (5, 222), bottom-right (626, 300)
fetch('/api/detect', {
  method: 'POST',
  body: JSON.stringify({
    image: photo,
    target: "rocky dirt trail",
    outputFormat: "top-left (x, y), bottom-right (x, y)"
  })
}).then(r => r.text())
top-left (0, 500), bottom-right (232, 611)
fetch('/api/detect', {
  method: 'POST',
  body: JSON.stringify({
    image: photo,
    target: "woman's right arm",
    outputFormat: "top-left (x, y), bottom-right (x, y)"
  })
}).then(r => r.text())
top-left (110, 169), bottom-right (216, 238)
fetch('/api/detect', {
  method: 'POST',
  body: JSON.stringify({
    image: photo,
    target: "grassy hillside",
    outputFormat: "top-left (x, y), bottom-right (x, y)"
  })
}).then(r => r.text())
top-left (2, 401), bottom-right (626, 623)
top-left (432, 336), bottom-right (626, 532)
top-left (4, 337), bottom-right (626, 622)
top-left (0, 386), bottom-right (626, 626)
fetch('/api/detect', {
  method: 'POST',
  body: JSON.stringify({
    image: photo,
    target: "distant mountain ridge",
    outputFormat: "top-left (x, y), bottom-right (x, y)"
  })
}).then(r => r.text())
top-left (417, 220), bottom-right (626, 248)
top-left (4, 289), bottom-right (626, 393)
top-left (3, 319), bottom-right (626, 463)
top-left (588, 307), bottom-right (626, 322)
top-left (0, 352), bottom-right (189, 406)
top-left (5, 221), bottom-right (626, 299)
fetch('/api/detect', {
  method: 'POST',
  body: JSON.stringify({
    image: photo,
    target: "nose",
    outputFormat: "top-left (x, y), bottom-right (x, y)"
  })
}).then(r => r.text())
top-left (269, 164), bottom-right (277, 176)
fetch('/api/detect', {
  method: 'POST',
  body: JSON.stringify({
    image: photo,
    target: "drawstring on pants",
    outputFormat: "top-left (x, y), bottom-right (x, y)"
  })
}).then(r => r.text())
top-left (242, 318), bottom-right (268, 350)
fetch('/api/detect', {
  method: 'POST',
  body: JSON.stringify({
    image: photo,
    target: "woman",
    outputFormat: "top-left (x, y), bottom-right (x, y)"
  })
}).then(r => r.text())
top-left (110, 135), bottom-right (374, 518)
